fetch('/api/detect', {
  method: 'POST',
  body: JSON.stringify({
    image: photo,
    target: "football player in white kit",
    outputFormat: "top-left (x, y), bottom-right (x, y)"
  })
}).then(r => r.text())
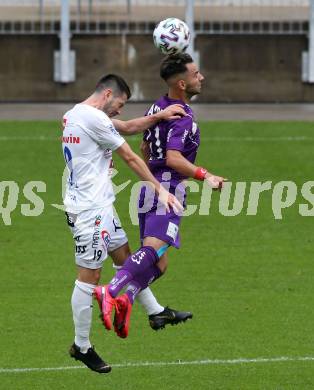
top-left (62, 74), bottom-right (186, 373)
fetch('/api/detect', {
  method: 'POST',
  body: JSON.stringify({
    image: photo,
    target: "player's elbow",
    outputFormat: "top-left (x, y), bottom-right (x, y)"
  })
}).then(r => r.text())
top-left (122, 125), bottom-right (133, 135)
top-left (166, 150), bottom-right (182, 170)
top-left (123, 152), bottom-right (137, 166)
top-left (116, 143), bottom-right (140, 167)
top-left (166, 155), bottom-right (179, 170)
top-left (124, 150), bottom-right (143, 171)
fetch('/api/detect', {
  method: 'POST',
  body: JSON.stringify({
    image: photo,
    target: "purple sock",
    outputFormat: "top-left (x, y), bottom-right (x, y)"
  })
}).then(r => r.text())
top-left (108, 246), bottom-right (159, 298)
top-left (125, 281), bottom-right (141, 305)
top-left (126, 264), bottom-right (162, 304)
top-left (133, 264), bottom-right (162, 289)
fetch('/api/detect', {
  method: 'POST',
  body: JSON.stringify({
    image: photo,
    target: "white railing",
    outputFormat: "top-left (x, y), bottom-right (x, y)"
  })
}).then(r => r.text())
top-left (0, 0), bottom-right (311, 35)
top-left (0, 0), bottom-right (310, 5)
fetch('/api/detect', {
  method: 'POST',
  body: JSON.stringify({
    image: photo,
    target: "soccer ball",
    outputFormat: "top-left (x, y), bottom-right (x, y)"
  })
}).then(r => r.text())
top-left (153, 18), bottom-right (190, 55)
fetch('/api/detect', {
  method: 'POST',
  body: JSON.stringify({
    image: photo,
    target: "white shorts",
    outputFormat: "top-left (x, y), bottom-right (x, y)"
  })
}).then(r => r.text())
top-left (65, 206), bottom-right (128, 269)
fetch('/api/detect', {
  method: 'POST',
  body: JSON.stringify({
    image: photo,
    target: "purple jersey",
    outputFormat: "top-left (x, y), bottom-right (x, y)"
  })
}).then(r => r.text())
top-left (144, 95), bottom-right (200, 185)
top-left (138, 96), bottom-right (201, 248)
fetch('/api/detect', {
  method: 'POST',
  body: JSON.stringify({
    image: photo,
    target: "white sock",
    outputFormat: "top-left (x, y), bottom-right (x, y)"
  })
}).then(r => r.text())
top-left (136, 287), bottom-right (164, 316)
top-left (71, 280), bottom-right (95, 354)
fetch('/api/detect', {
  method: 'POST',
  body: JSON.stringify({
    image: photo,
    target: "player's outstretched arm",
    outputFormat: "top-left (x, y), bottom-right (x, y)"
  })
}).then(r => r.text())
top-left (166, 149), bottom-right (227, 190)
top-left (112, 104), bottom-right (186, 136)
top-left (115, 142), bottom-right (183, 212)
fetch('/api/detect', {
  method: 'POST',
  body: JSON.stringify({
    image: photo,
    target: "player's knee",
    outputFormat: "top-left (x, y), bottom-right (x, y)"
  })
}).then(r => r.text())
top-left (78, 267), bottom-right (102, 285)
top-left (158, 263), bottom-right (168, 274)
top-left (110, 243), bottom-right (131, 267)
top-left (93, 269), bottom-right (102, 284)
top-left (157, 257), bottom-right (168, 274)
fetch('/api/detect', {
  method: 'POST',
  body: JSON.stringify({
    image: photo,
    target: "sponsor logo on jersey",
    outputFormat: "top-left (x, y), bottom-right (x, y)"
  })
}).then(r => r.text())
top-left (131, 250), bottom-right (146, 265)
top-left (75, 245), bottom-right (87, 254)
top-left (92, 216), bottom-right (103, 248)
top-left (101, 230), bottom-right (111, 248)
top-left (92, 229), bottom-right (100, 248)
top-left (62, 134), bottom-right (80, 144)
top-left (110, 274), bottom-right (128, 291)
top-left (108, 124), bottom-right (120, 136)
top-left (95, 215), bottom-right (102, 226)
top-left (104, 148), bottom-right (112, 158)
top-left (147, 104), bottom-right (162, 116)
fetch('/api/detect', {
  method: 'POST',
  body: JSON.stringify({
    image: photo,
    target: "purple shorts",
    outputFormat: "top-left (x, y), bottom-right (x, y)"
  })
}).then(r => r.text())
top-left (138, 184), bottom-right (185, 249)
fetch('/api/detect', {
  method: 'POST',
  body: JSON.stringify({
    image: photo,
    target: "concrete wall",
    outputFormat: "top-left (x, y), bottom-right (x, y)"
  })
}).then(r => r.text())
top-left (0, 34), bottom-right (314, 102)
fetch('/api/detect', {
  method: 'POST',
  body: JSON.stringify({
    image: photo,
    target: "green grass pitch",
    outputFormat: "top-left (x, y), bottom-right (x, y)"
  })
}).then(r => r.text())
top-left (1, 120), bottom-right (314, 389)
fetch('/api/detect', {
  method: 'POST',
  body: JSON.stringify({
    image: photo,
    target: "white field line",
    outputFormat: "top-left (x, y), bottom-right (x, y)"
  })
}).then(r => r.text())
top-left (0, 136), bottom-right (313, 142)
top-left (200, 136), bottom-right (312, 142)
top-left (1, 356), bottom-right (314, 374)
top-left (0, 136), bottom-right (57, 141)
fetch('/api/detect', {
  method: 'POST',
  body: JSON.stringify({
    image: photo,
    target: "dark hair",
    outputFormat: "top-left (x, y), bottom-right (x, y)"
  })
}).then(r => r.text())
top-left (95, 74), bottom-right (131, 99)
top-left (160, 53), bottom-right (193, 81)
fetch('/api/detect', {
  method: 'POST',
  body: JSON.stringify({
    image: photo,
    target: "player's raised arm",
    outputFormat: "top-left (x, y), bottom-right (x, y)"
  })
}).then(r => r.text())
top-left (112, 104), bottom-right (186, 136)
top-left (115, 142), bottom-right (183, 212)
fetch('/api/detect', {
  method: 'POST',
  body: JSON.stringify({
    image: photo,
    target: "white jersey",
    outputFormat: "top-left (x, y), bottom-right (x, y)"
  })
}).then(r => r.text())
top-left (62, 104), bottom-right (125, 214)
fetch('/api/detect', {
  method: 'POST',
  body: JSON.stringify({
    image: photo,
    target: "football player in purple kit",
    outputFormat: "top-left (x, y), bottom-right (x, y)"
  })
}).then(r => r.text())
top-left (94, 53), bottom-right (226, 338)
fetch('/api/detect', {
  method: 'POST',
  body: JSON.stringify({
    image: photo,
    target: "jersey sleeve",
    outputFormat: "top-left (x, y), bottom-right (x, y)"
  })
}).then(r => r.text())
top-left (166, 116), bottom-right (193, 152)
top-left (85, 115), bottom-right (125, 151)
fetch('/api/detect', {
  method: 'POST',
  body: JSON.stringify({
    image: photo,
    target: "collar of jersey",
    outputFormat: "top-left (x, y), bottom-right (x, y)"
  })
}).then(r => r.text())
top-left (164, 95), bottom-right (187, 107)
